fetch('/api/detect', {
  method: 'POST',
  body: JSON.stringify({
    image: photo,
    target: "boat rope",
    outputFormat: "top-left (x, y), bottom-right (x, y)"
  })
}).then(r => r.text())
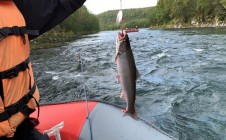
top-left (80, 52), bottom-right (93, 140)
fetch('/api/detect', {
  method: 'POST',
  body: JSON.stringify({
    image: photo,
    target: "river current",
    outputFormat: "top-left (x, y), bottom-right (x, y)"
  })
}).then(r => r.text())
top-left (31, 28), bottom-right (226, 140)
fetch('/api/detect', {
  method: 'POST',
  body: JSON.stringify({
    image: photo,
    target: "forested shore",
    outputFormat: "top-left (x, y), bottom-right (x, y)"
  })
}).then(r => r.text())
top-left (98, 0), bottom-right (226, 30)
top-left (151, 0), bottom-right (226, 28)
top-left (31, 1), bottom-right (226, 49)
top-left (30, 6), bottom-right (100, 50)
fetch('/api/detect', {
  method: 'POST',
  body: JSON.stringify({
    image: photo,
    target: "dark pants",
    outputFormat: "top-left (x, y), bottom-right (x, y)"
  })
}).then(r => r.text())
top-left (1, 118), bottom-right (49, 140)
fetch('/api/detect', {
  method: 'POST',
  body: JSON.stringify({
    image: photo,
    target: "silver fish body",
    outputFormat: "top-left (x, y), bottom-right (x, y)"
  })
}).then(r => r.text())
top-left (115, 33), bottom-right (139, 115)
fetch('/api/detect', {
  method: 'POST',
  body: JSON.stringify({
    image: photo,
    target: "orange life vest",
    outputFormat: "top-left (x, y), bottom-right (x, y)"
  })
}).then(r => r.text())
top-left (0, 1), bottom-right (40, 137)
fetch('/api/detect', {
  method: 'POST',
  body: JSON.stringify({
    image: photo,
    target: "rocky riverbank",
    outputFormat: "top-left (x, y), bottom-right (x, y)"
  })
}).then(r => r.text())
top-left (151, 19), bottom-right (226, 29)
top-left (29, 25), bottom-right (77, 50)
top-left (30, 27), bottom-right (99, 50)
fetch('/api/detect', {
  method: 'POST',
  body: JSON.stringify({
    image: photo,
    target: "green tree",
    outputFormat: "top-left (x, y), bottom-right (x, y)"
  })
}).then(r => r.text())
top-left (156, 0), bottom-right (173, 24)
top-left (62, 6), bottom-right (100, 34)
top-left (171, 0), bottom-right (196, 23)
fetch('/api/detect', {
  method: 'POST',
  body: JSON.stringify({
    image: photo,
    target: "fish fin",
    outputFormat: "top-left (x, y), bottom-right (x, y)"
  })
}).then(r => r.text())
top-left (116, 74), bottom-right (120, 83)
top-left (115, 37), bottom-right (120, 63)
top-left (120, 92), bottom-right (127, 101)
top-left (136, 69), bottom-right (141, 80)
top-left (121, 109), bottom-right (139, 120)
top-left (115, 53), bottom-right (119, 62)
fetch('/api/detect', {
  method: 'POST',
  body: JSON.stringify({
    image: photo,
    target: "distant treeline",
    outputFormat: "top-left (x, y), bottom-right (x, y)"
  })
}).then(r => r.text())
top-left (152, 0), bottom-right (226, 27)
top-left (98, 0), bottom-right (226, 30)
top-left (97, 8), bottom-right (152, 31)
top-left (32, 1), bottom-right (226, 49)
top-left (62, 6), bottom-right (100, 34)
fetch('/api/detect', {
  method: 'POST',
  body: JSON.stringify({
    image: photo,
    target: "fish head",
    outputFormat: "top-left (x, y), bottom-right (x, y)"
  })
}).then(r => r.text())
top-left (116, 31), bottom-right (130, 54)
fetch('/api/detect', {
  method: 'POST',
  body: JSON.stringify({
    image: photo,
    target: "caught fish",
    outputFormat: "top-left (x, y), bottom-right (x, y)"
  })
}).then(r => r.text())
top-left (115, 31), bottom-right (140, 116)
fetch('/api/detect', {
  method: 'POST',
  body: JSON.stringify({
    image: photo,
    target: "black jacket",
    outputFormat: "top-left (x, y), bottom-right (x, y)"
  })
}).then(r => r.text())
top-left (13, 0), bottom-right (86, 40)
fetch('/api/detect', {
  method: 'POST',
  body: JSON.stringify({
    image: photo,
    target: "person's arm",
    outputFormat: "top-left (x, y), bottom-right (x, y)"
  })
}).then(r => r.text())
top-left (13, 0), bottom-right (86, 40)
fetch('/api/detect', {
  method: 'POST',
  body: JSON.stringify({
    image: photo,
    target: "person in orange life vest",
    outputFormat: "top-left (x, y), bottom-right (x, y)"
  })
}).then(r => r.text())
top-left (0, 1), bottom-right (49, 139)
top-left (0, 0), bottom-right (86, 139)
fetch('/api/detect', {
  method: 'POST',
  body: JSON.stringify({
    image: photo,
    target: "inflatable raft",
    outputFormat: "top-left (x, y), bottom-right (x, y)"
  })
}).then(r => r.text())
top-left (31, 101), bottom-right (176, 140)
top-left (126, 29), bottom-right (139, 33)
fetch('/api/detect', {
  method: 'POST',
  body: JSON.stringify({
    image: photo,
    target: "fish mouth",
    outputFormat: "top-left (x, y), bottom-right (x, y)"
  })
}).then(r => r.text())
top-left (117, 31), bottom-right (131, 49)
top-left (117, 31), bottom-right (127, 41)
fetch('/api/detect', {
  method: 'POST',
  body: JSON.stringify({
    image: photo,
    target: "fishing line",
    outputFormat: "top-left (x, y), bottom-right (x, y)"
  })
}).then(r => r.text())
top-left (120, 0), bottom-right (124, 33)
top-left (120, 0), bottom-right (123, 11)
top-left (79, 51), bottom-right (93, 140)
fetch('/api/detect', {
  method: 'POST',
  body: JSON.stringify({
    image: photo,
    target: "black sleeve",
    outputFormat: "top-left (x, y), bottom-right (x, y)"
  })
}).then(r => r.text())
top-left (13, 0), bottom-right (86, 40)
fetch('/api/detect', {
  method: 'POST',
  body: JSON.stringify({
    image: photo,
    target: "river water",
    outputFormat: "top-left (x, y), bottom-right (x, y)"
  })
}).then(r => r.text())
top-left (31, 28), bottom-right (226, 140)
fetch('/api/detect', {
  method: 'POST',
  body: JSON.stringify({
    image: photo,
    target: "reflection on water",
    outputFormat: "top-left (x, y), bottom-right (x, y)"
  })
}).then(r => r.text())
top-left (31, 28), bottom-right (226, 140)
